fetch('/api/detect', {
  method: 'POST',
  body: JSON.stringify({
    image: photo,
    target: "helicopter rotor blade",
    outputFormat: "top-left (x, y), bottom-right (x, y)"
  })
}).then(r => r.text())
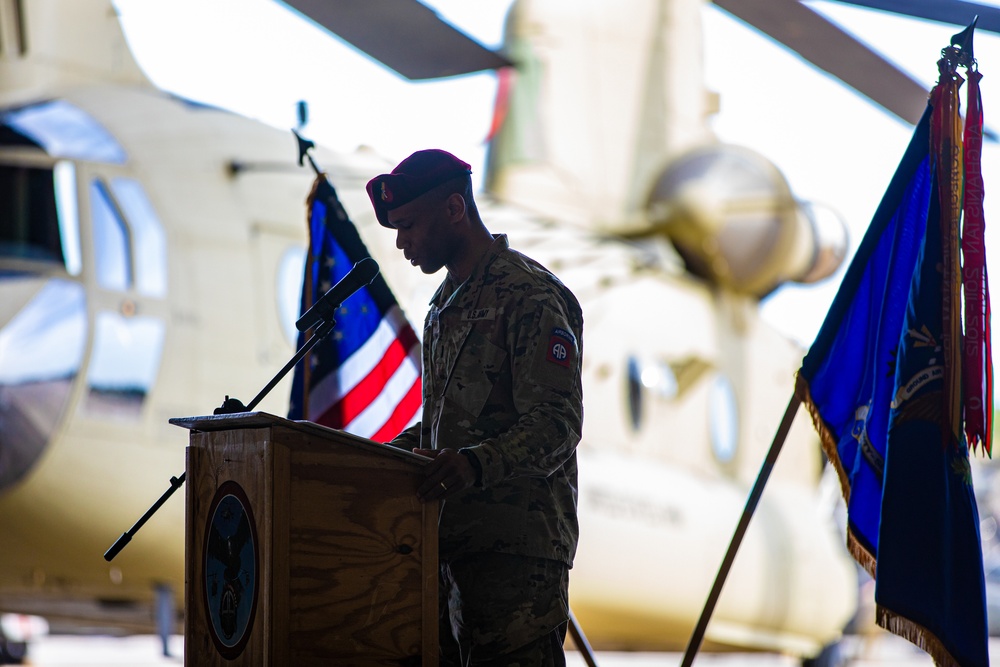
top-left (714, 0), bottom-right (930, 125)
top-left (834, 0), bottom-right (1000, 33)
top-left (279, 0), bottom-right (512, 80)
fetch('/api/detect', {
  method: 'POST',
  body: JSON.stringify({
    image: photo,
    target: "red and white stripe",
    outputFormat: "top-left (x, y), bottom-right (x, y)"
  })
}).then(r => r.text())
top-left (308, 305), bottom-right (421, 441)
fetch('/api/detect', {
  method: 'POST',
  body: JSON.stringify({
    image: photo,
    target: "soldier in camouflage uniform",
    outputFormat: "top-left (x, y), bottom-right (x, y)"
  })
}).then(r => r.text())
top-left (366, 150), bottom-right (584, 666)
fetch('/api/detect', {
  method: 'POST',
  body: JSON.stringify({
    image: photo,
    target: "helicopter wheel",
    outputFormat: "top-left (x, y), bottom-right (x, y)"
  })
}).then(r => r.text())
top-left (801, 640), bottom-right (845, 667)
top-left (0, 638), bottom-right (27, 665)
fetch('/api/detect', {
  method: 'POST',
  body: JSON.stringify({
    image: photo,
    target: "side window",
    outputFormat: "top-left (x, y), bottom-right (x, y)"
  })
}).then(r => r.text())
top-left (627, 355), bottom-right (643, 431)
top-left (709, 374), bottom-right (739, 464)
top-left (277, 245), bottom-right (306, 346)
top-left (85, 312), bottom-right (166, 418)
top-left (90, 179), bottom-right (131, 291)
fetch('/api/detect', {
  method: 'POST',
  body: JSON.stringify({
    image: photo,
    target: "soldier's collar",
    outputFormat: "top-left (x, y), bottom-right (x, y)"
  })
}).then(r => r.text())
top-left (430, 234), bottom-right (510, 307)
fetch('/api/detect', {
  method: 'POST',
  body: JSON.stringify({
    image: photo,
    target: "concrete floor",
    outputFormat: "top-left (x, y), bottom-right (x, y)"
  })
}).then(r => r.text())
top-left (17, 633), bottom-right (1000, 666)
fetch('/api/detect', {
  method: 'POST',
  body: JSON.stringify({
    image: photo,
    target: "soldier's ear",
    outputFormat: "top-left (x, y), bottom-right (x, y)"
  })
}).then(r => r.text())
top-left (444, 192), bottom-right (467, 222)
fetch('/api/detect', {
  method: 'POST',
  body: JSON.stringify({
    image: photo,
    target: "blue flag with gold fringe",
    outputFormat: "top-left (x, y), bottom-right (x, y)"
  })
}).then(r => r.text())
top-left (796, 51), bottom-right (990, 666)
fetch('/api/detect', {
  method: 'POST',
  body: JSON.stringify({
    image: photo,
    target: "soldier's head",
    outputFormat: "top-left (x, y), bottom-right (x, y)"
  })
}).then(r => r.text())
top-left (366, 149), bottom-right (487, 277)
top-left (366, 149), bottom-right (476, 228)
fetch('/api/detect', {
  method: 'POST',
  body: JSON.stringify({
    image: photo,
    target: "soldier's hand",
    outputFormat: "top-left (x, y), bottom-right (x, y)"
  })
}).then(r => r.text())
top-left (413, 448), bottom-right (477, 502)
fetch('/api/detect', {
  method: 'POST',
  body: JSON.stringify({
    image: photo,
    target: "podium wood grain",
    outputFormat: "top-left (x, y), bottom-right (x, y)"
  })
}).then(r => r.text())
top-left (178, 413), bottom-right (438, 666)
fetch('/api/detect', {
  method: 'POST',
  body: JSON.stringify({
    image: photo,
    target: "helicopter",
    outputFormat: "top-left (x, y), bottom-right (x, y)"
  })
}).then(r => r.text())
top-left (2, 0), bottom-right (999, 663)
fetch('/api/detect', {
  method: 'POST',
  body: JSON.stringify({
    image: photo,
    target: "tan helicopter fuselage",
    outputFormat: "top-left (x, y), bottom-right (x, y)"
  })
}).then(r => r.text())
top-left (0, 0), bottom-right (857, 657)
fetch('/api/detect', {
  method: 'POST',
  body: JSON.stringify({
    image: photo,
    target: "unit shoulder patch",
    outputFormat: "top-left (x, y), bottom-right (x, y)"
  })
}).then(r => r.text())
top-left (546, 327), bottom-right (575, 367)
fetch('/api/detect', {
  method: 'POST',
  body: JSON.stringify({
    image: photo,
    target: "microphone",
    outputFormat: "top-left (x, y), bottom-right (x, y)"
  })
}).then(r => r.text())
top-left (296, 257), bottom-right (380, 332)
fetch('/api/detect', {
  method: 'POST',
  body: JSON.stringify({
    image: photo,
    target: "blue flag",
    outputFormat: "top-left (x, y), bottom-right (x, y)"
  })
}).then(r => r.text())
top-left (288, 176), bottom-right (421, 442)
top-left (796, 104), bottom-right (989, 666)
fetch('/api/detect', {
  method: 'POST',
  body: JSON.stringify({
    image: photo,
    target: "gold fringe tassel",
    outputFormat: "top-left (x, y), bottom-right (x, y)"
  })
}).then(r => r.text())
top-left (794, 371), bottom-right (877, 578)
top-left (877, 605), bottom-right (961, 667)
top-left (798, 371), bottom-right (969, 665)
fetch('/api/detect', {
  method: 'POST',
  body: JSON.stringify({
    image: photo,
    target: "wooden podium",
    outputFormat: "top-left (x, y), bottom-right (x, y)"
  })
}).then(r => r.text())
top-left (170, 412), bottom-right (438, 666)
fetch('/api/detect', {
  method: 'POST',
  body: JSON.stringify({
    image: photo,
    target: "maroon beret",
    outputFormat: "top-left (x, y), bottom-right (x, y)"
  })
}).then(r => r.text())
top-left (366, 149), bottom-right (472, 227)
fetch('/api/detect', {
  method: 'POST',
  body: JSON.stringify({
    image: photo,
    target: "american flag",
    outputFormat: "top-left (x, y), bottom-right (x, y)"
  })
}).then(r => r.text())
top-left (288, 175), bottom-right (421, 442)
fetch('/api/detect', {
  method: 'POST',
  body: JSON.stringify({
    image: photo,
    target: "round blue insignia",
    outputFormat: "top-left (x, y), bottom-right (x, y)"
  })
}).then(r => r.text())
top-left (203, 480), bottom-right (258, 659)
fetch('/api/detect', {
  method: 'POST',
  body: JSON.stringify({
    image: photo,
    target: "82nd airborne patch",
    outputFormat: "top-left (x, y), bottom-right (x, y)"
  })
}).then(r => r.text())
top-left (546, 327), bottom-right (575, 368)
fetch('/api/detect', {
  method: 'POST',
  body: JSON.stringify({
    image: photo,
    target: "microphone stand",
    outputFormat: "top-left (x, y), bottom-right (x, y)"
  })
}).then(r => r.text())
top-left (107, 131), bottom-right (340, 562)
top-left (105, 318), bottom-right (336, 561)
top-left (103, 472), bottom-right (186, 562)
top-left (217, 318), bottom-right (336, 416)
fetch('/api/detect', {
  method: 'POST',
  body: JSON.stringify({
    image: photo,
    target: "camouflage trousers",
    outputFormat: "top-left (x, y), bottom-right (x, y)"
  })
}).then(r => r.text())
top-left (439, 552), bottom-right (569, 666)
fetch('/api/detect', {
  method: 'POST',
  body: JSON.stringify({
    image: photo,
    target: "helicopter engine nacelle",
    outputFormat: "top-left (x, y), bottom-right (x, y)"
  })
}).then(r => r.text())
top-left (645, 144), bottom-right (847, 298)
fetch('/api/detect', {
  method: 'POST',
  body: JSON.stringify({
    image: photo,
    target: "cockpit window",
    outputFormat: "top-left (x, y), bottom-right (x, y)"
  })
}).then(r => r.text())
top-left (0, 160), bottom-right (81, 274)
top-left (0, 100), bottom-right (126, 164)
top-left (0, 279), bottom-right (87, 384)
top-left (90, 179), bottom-right (132, 291)
top-left (110, 178), bottom-right (167, 298)
top-left (55, 161), bottom-right (82, 275)
top-left (85, 311), bottom-right (165, 418)
top-left (0, 279), bottom-right (86, 489)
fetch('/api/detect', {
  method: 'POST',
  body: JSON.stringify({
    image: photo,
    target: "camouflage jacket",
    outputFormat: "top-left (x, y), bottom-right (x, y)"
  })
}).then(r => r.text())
top-left (391, 234), bottom-right (584, 566)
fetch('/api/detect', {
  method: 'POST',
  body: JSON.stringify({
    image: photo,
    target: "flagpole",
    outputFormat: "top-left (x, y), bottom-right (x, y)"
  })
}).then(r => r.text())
top-left (293, 130), bottom-right (324, 420)
top-left (568, 611), bottom-right (599, 667)
top-left (680, 393), bottom-right (802, 667)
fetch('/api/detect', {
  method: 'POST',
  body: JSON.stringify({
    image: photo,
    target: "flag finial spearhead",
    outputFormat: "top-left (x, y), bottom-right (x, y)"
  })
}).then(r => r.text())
top-left (942, 17), bottom-right (978, 73)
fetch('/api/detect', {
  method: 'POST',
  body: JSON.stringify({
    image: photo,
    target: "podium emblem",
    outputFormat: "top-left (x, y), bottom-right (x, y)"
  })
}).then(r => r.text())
top-left (203, 480), bottom-right (259, 658)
